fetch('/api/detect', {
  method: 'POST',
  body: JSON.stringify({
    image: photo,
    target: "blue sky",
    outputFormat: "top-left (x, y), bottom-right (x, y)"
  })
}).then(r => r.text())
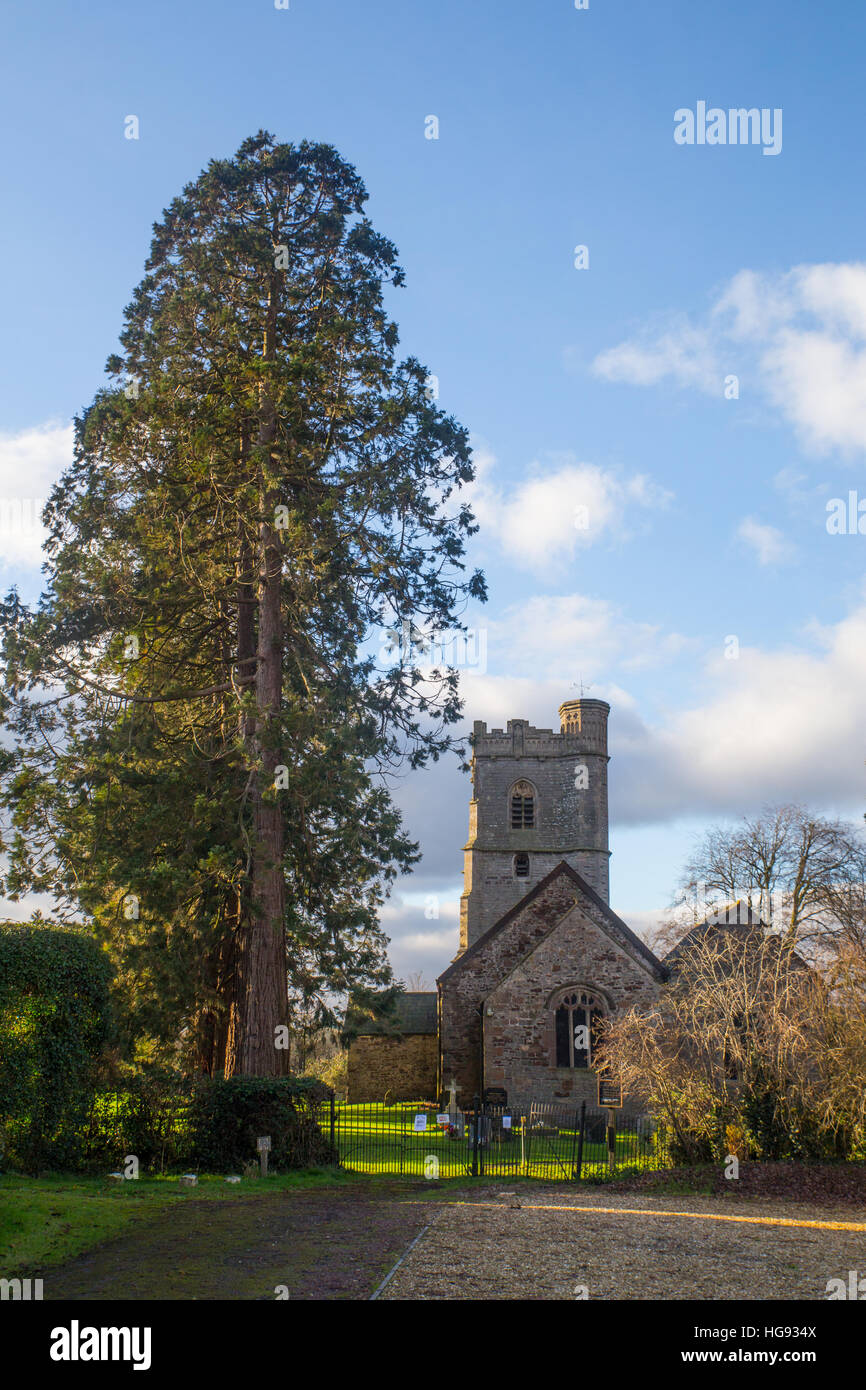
top-left (2, 0), bottom-right (865, 982)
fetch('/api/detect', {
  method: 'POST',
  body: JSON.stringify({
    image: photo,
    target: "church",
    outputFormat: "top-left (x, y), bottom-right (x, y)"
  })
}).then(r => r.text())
top-left (346, 695), bottom-right (668, 1106)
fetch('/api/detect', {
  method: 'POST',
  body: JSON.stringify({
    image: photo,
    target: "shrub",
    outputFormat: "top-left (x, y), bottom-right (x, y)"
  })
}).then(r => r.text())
top-left (0, 922), bottom-right (113, 1173)
top-left (186, 1076), bottom-right (336, 1172)
top-left (76, 1068), bottom-right (194, 1173)
top-left (601, 927), bottom-right (866, 1164)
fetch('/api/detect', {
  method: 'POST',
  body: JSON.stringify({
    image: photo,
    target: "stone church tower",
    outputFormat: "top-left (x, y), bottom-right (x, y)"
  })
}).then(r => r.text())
top-left (458, 698), bottom-right (611, 952)
top-left (347, 692), bottom-right (669, 1106)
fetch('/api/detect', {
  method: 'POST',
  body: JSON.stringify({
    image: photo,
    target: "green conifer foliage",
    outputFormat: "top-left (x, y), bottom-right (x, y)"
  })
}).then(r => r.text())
top-left (0, 134), bottom-right (484, 1076)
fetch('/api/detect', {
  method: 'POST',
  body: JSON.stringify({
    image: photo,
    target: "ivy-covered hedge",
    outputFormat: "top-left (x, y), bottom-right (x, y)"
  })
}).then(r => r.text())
top-left (0, 922), bottom-right (113, 1173)
top-left (0, 923), bottom-right (335, 1176)
top-left (73, 1074), bottom-right (337, 1174)
top-left (187, 1076), bottom-right (336, 1172)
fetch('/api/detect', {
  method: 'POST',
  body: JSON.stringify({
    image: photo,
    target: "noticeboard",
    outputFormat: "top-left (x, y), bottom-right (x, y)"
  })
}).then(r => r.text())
top-left (597, 1077), bottom-right (623, 1108)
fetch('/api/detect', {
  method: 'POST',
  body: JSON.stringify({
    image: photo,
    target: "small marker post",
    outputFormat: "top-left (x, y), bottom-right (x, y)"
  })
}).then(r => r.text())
top-left (257, 1135), bottom-right (271, 1178)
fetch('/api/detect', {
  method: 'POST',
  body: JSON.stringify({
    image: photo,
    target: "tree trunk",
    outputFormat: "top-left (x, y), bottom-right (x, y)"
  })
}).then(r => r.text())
top-left (236, 500), bottom-right (291, 1073)
top-left (225, 297), bottom-right (291, 1075)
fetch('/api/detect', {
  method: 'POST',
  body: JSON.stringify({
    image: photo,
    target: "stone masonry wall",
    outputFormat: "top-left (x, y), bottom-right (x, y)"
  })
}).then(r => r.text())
top-left (347, 1034), bottom-right (437, 1103)
top-left (441, 871), bottom-right (590, 1098)
top-left (484, 904), bottom-right (660, 1106)
top-left (459, 702), bottom-right (611, 949)
top-left (440, 866), bottom-right (662, 1104)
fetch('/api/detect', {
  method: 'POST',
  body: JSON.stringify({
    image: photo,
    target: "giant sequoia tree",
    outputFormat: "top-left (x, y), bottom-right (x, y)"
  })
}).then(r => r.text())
top-left (0, 133), bottom-right (484, 1076)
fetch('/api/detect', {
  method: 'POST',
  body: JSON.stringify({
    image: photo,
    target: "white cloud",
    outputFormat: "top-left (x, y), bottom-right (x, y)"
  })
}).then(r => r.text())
top-left (466, 443), bottom-right (671, 573)
top-left (610, 602), bottom-right (866, 823)
top-left (591, 262), bottom-right (866, 454)
top-left (615, 907), bottom-right (669, 946)
top-left (736, 516), bottom-right (795, 566)
top-left (379, 897), bottom-right (461, 984)
top-left (0, 421), bottom-right (73, 568)
top-left (592, 320), bottom-right (718, 393)
top-left (0, 890), bottom-right (69, 923)
top-left (486, 594), bottom-right (691, 678)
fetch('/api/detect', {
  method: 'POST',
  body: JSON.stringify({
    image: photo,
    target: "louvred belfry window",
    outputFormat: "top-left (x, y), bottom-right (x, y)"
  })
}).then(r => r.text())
top-left (510, 780), bottom-right (535, 828)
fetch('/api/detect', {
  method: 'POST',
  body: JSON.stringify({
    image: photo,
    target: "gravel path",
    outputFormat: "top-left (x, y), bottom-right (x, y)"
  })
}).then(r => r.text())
top-left (378, 1189), bottom-right (866, 1300)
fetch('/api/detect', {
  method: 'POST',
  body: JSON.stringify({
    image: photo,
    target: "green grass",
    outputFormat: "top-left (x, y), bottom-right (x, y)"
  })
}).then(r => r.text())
top-left (0, 1164), bottom-right (552, 1281)
top-left (0, 1167), bottom-right (356, 1277)
top-left (0, 1105), bottom-right (669, 1277)
top-left (0, 1177), bottom-right (170, 1275)
top-left (331, 1102), bottom-right (667, 1180)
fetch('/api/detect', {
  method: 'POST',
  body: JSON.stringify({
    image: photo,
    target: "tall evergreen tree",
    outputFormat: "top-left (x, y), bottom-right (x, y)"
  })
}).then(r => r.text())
top-left (0, 133), bottom-right (484, 1076)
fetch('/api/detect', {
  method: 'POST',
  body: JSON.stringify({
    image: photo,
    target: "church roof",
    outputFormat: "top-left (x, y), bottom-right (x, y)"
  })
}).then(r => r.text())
top-left (438, 860), bottom-right (667, 984)
top-left (662, 902), bottom-right (811, 973)
top-left (347, 990), bottom-right (438, 1036)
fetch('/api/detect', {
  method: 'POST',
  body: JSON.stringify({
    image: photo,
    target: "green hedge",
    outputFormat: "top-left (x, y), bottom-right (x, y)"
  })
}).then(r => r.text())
top-left (0, 922), bottom-right (113, 1173)
top-left (187, 1077), bottom-right (336, 1172)
top-left (0, 919), bottom-right (336, 1175)
top-left (69, 1074), bottom-right (336, 1175)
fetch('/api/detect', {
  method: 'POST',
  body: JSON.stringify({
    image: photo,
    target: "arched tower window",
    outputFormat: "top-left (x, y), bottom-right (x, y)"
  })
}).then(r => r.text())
top-left (510, 780), bottom-right (536, 829)
top-left (513, 852), bottom-right (530, 878)
top-left (554, 989), bottom-right (605, 1069)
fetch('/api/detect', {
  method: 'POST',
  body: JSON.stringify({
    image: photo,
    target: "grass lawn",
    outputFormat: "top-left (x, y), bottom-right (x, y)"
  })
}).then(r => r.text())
top-left (0, 1167), bottom-right (355, 1277)
top-left (0, 1105), bottom-right (667, 1286)
top-left (0, 1167), bottom-right (561, 1299)
top-left (332, 1102), bottom-right (665, 1179)
top-left (0, 1157), bottom-right (659, 1286)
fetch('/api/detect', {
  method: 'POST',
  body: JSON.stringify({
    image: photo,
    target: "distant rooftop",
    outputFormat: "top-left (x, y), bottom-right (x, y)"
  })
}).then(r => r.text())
top-left (348, 990), bottom-right (437, 1037)
top-left (663, 901), bottom-right (772, 967)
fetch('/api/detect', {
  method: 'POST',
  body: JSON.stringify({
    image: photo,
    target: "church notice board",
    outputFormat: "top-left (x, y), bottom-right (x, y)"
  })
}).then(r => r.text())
top-left (597, 1077), bottom-right (622, 1108)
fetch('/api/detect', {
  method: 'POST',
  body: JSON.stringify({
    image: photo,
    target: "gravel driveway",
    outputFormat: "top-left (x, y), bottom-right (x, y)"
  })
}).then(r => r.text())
top-left (377, 1189), bottom-right (866, 1300)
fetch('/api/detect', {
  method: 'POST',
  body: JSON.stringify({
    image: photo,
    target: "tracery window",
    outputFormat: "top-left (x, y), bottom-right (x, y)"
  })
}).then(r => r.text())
top-left (554, 990), bottom-right (605, 1069)
top-left (510, 780), bottom-right (536, 829)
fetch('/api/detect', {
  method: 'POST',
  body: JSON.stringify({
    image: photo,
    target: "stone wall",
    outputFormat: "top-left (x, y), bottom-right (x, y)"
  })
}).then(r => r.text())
top-left (483, 903), bottom-right (660, 1106)
top-left (440, 863), bottom-right (664, 1105)
top-left (347, 1034), bottom-right (438, 1103)
top-left (442, 868), bottom-right (590, 1097)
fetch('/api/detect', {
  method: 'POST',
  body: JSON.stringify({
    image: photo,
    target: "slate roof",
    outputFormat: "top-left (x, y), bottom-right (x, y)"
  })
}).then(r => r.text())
top-left (662, 902), bottom-right (810, 973)
top-left (348, 990), bottom-right (438, 1036)
top-left (662, 912), bottom-right (766, 968)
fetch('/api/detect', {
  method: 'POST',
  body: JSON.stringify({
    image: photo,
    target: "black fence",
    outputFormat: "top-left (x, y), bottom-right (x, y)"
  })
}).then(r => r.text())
top-left (33, 1088), bottom-right (668, 1181)
top-left (328, 1097), bottom-right (670, 1181)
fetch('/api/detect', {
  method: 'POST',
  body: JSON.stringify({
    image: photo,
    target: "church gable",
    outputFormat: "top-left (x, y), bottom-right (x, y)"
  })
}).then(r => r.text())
top-left (438, 860), bottom-right (665, 1101)
top-left (483, 897), bottom-right (662, 1103)
top-left (441, 859), bottom-right (664, 990)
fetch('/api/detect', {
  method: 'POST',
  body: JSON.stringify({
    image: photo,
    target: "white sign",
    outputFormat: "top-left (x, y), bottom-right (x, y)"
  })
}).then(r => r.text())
top-left (257, 1136), bottom-right (271, 1151)
top-left (502, 1116), bottom-right (512, 1129)
top-left (413, 1114), bottom-right (427, 1132)
top-left (436, 1113), bottom-right (449, 1125)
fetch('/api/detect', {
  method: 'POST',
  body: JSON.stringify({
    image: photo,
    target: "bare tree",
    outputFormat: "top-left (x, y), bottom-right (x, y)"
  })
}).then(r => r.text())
top-left (674, 804), bottom-right (863, 948)
top-left (601, 925), bottom-right (865, 1161)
